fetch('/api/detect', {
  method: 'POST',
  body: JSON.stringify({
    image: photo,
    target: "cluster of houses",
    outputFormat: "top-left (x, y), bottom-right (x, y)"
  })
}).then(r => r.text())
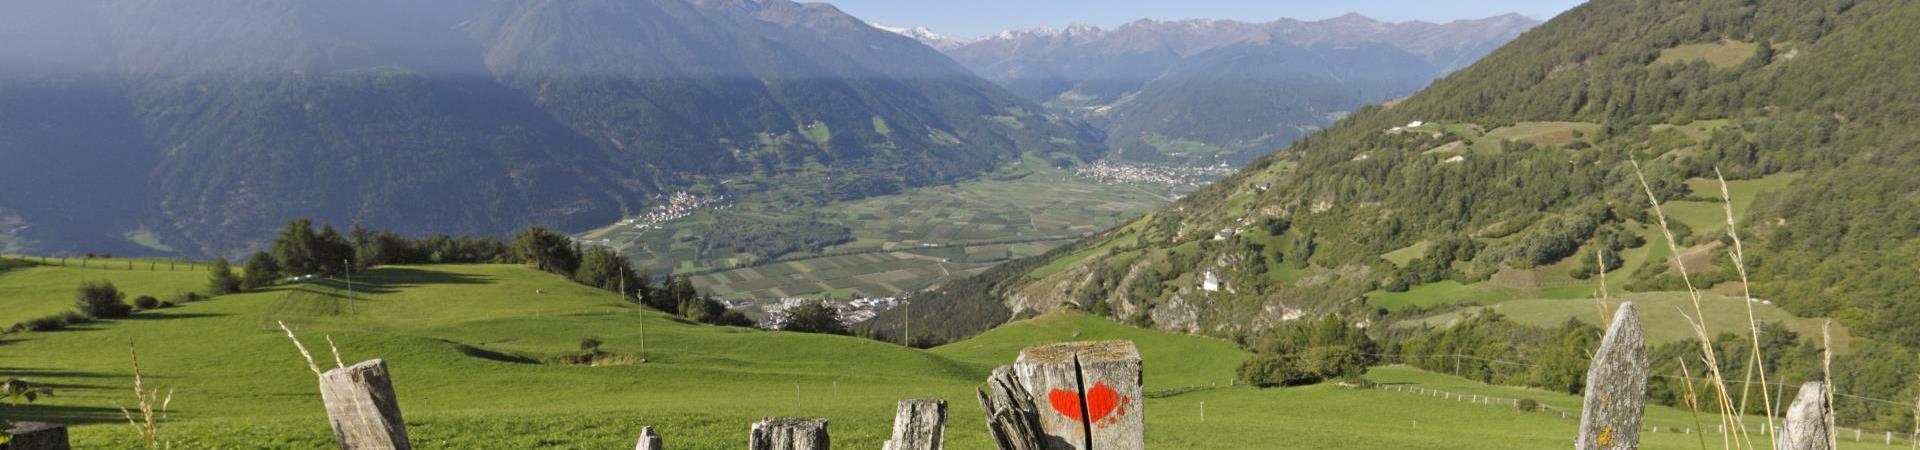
top-left (1073, 160), bottom-right (1234, 189)
top-left (619, 191), bottom-right (729, 231)
top-left (751, 295), bottom-right (902, 329)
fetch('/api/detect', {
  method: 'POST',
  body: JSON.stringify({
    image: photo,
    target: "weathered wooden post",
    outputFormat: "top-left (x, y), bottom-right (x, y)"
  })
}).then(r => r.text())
top-left (634, 426), bottom-right (662, 450)
top-left (1010, 340), bottom-right (1144, 450)
top-left (884, 399), bottom-right (947, 450)
top-left (1576, 302), bottom-right (1648, 450)
top-left (278, 322), bottom-right (409, 450)
top-left (319, 359), bottom-right (411, 450)
top-left (978, 366), bottom-right (1045, 450)
top-left (4, 422), bottom-right (69, 450)
top-left (1779, 382), bottom-right (1833, 450)
top-left (749, 417), bottom-right (829, 450)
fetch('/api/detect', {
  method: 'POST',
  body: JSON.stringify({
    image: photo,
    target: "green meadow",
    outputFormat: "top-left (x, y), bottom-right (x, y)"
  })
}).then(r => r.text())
top-left (1, 262), bottom-right (1905, 448)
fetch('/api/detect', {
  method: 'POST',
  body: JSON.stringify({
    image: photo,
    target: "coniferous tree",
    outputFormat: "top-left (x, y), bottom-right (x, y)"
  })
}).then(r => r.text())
top-left (510, 227), bottom-right (579, 276)
top-left (273, 219), bottom-right (321, 276)
top-left (208, 257), bottom-right (242, 295)
top-left (240, 252), bottom-right (281, 290)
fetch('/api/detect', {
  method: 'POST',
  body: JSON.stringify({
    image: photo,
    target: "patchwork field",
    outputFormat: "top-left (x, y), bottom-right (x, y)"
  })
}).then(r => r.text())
top-left (1, 263), bottom-right (1902, 449)
top-left (584, 159), bottom-right (1174, 300)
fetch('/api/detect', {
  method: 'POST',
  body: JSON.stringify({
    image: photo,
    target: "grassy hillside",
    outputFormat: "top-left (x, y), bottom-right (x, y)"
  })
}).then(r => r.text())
top-left (4, 263), bottom-right (1903, 448)
top-left (0, 260), bottom-right (211, 326)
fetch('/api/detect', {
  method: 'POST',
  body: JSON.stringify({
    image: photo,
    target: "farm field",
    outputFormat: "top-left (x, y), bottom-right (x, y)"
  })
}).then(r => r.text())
top-left (0, 263), bottom-right (1900, 449)
top-left (584, 159), bottom-right (1175, 301)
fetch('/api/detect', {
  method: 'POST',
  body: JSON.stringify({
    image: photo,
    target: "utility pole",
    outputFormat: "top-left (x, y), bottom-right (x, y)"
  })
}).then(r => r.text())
top-left (628, 267), bottom-right (646, 363)
top-left (903, 297), bottom-right (911, 348)
top-left (345, 259), bottom-right (355, 314)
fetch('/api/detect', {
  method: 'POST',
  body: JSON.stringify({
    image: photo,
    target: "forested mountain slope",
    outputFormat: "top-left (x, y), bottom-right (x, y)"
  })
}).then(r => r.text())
top-left (0, 0), bottom-right (1096, 257)
top-left (877, 0), bottom-right (1920, 352)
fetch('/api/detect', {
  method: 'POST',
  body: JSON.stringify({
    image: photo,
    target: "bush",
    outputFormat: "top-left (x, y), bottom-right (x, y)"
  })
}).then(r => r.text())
top-left (74, 281), bottom-right (132, 319)
top-left (133, 295), bottom-right (160, 310)
top-left (14, 311), bottom-right (91, 333)
top-left (22, 316), bottom-right (66, 332)
top-left (171, 292), bottom-right (204, 304)
top-left (1516, 398), bottom-right (1540, 412)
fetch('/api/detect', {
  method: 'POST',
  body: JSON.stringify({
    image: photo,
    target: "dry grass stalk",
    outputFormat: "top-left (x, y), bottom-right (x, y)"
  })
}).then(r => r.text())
top-left (119, 341), bottom-right (172, 449)
top-left (1633, 158), bottom-right (1753, 449)
top-left (325, 335), bottom-right (346, 370)
top-left (1681, 357), bottom-right (1712, 450)
top-left (1715, 168), bottom-right (1779, 446)
top-left (278, 320), bottom-right (322, 376)
top-left (1822, 321), bottom-right (1837, 450)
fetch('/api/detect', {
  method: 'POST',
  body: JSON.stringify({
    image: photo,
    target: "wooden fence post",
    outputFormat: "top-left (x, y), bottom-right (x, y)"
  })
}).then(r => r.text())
top-left (3, 422), bottom-right (69, 450)
top-left (749, 417), bottom-right (829, 450)
top-left (978, 366), bottom-right (1046, 450)
top-left (884, 399), bottom-right (947, 450)
top-left (1779, 382), bottom-right (1832, 450)
top-left (318, 359), bottom-right (411, 450)
top-left (1010, 340), bottom-right (1143, 450)
top-left (634, 426), bottom-right (662, 450)
top-left (1576, 302), bottom-right (1648, 450)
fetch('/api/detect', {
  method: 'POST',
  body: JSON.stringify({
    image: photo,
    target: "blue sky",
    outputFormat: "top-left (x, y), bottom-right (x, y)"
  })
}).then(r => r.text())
top-left (825, 0), bottom-right (1588, 37)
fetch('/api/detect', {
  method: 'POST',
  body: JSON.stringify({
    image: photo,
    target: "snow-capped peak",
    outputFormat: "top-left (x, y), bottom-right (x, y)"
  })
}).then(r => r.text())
top-left (870, 22), bottom-right (970, 49)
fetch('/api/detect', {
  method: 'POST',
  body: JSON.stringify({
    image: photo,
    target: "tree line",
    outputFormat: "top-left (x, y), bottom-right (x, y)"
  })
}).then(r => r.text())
top-left (213, 219), bottom-right (754, 328)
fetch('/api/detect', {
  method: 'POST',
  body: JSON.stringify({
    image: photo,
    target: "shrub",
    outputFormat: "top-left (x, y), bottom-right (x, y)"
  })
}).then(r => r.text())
top-left (712, 310), bottom-right (755, 328)
top-left (133, 296), bottom-right (160, 310)
top-left (15, 311), bottom-right (90, 333)
top-left (74, 281), bottom-right (132, 319)
top-left (1516, 398), bottom-right (1540, 412)
top-left (579, 336), bottom-right (603, 353)
top-left (22, 316), bottom-right (66, 332)
top-left (171, 292), bottom-right (204, 304)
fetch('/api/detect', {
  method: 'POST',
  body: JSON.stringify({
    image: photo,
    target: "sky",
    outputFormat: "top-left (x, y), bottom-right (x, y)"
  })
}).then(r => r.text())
top-left (825, 0), bottom-right (1588, 38)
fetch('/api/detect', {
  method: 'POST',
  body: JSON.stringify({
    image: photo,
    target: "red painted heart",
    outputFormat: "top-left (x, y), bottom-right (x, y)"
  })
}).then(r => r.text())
top-left (1047, 381), bottom-right (1125, 423)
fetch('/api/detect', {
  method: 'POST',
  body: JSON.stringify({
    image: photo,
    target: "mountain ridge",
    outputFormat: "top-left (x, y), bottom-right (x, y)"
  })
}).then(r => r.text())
top-left (0, 0), bottom-right (1098, 258)
top-left (912, 12), bottom-right (1541, 164)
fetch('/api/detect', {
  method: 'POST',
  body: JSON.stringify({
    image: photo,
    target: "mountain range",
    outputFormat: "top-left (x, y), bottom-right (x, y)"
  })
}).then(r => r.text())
top-left (900, 14), bottom-right (1541, 165)
top-left (875, 0), bottom-right (1920, 354)
top-left (0, 0), bottom-right (1098, 257)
